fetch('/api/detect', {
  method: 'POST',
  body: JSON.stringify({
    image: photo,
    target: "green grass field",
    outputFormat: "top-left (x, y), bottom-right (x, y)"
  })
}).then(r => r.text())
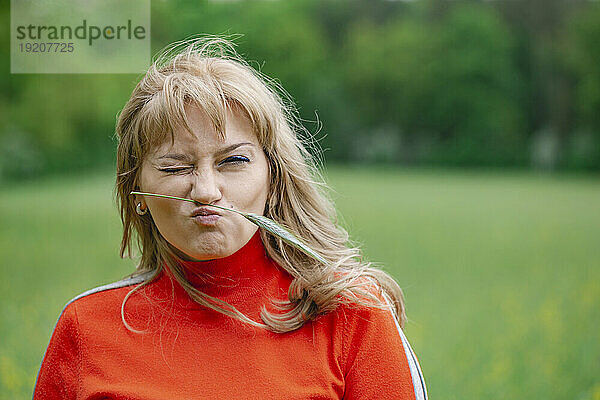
top-left (1, 167), bottom-right (599, 399)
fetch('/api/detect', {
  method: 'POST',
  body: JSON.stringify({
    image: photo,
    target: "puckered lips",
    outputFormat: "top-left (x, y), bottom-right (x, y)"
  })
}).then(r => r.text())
top-left (190, 206), bottom-right (222, 225)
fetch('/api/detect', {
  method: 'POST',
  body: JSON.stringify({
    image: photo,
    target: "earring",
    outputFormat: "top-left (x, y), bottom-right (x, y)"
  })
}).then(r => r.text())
top-left (136, 202), bottom-right (147, 215)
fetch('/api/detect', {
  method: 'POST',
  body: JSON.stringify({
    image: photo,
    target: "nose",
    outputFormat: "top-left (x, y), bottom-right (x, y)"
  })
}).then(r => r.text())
top-left (189, 169), bottom-right (222, 205)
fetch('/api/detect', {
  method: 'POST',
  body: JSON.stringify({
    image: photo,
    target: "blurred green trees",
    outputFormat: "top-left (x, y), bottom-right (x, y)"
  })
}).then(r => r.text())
top-left (2, 0), bottom-right (600, 181)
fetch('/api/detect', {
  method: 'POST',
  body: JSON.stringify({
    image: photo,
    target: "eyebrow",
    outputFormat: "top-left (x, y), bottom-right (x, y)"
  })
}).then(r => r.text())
top-left (158, 153), bottom-right (192, 161)
top-left (158, 142), bottom-right (255, 161)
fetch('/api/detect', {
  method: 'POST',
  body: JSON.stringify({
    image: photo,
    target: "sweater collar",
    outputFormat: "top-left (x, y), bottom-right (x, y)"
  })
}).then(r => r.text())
top-left (145, 230), bottom-right (292, 316)
top-left (169, 230), bottom-right (276, 295)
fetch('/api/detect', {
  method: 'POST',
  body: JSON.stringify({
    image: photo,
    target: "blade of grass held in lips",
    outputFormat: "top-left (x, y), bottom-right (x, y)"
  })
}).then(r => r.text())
top-left (130, 191), bottom-right (197, 204)
top-left (130, 191), bottom-right (328, 265)
top-left (242, 213), bottom-right (328, 265)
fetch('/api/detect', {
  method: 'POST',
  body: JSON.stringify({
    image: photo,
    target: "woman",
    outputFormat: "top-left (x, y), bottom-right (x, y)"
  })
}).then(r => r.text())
top-left (34, 37), bottom-right (427, 399)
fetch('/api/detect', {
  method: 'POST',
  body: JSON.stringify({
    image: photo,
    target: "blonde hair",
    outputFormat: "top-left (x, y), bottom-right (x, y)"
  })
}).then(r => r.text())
top-left (115, 36), bottom-right (406, 333)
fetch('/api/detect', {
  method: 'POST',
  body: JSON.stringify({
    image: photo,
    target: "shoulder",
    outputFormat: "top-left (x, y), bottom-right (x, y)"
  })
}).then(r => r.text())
top-left (58, 271), bottom-right (154, 324)
top-left (334, 299), bottom-right (400, 347)
top-left (65, 271), bottom-right (153, 308)
top-left (332, 275), bottom-right (399, 334)
top-left (34, 272), bottom-right (153, 397)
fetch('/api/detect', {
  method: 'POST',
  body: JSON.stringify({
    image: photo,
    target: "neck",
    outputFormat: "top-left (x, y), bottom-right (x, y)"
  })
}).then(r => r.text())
top-left (147, 230), bottom-right (293, 318)
top-left (171, 231), bottom-right (274, 295)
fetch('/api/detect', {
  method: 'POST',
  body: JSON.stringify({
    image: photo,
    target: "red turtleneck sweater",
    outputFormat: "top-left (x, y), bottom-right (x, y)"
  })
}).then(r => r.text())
top-left (33, 232), bottom-right (427, 399)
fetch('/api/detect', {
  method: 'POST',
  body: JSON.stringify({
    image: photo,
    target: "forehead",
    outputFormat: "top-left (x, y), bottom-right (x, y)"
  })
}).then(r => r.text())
top-left (149, 105), bottom-right (259, 157)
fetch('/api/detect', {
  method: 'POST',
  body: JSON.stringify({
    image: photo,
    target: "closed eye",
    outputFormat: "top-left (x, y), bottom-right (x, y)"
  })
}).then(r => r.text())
top-left (159, 166), bottom-right (191, 173)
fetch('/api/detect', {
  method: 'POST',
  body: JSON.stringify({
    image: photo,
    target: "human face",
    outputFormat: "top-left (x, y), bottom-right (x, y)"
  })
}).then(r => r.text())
top-left (136, 105), bottom-right (270, 261)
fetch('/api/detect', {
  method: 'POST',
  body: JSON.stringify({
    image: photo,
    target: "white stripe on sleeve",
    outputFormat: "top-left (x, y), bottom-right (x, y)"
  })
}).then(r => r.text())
top-left (384, 296), bottom-right (428, 400)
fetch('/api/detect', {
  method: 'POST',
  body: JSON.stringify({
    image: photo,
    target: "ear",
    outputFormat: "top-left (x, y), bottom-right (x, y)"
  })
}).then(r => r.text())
top-left (133, 193), bottom-right (146, 208)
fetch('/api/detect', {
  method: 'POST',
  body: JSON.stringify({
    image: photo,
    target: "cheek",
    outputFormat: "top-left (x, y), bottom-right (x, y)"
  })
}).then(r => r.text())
top-left (237, 164), bottom-right (270, 210)
top-left (138, 168), bottom-right (190, 219)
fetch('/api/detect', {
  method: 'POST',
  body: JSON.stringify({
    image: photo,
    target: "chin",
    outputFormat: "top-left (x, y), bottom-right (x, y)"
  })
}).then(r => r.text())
top-left (186, 246), bottom-right (225, 261)
top-left (186, 239), bottom-right (233, 261)
top-left (178, 227), bottom-right (254, 261)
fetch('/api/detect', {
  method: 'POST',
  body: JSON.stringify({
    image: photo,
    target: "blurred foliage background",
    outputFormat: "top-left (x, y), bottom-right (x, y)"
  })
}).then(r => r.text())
top-left (1, 0), bottom-right (599, 399)
top-left (2, 0), bottom-right (600, 181)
